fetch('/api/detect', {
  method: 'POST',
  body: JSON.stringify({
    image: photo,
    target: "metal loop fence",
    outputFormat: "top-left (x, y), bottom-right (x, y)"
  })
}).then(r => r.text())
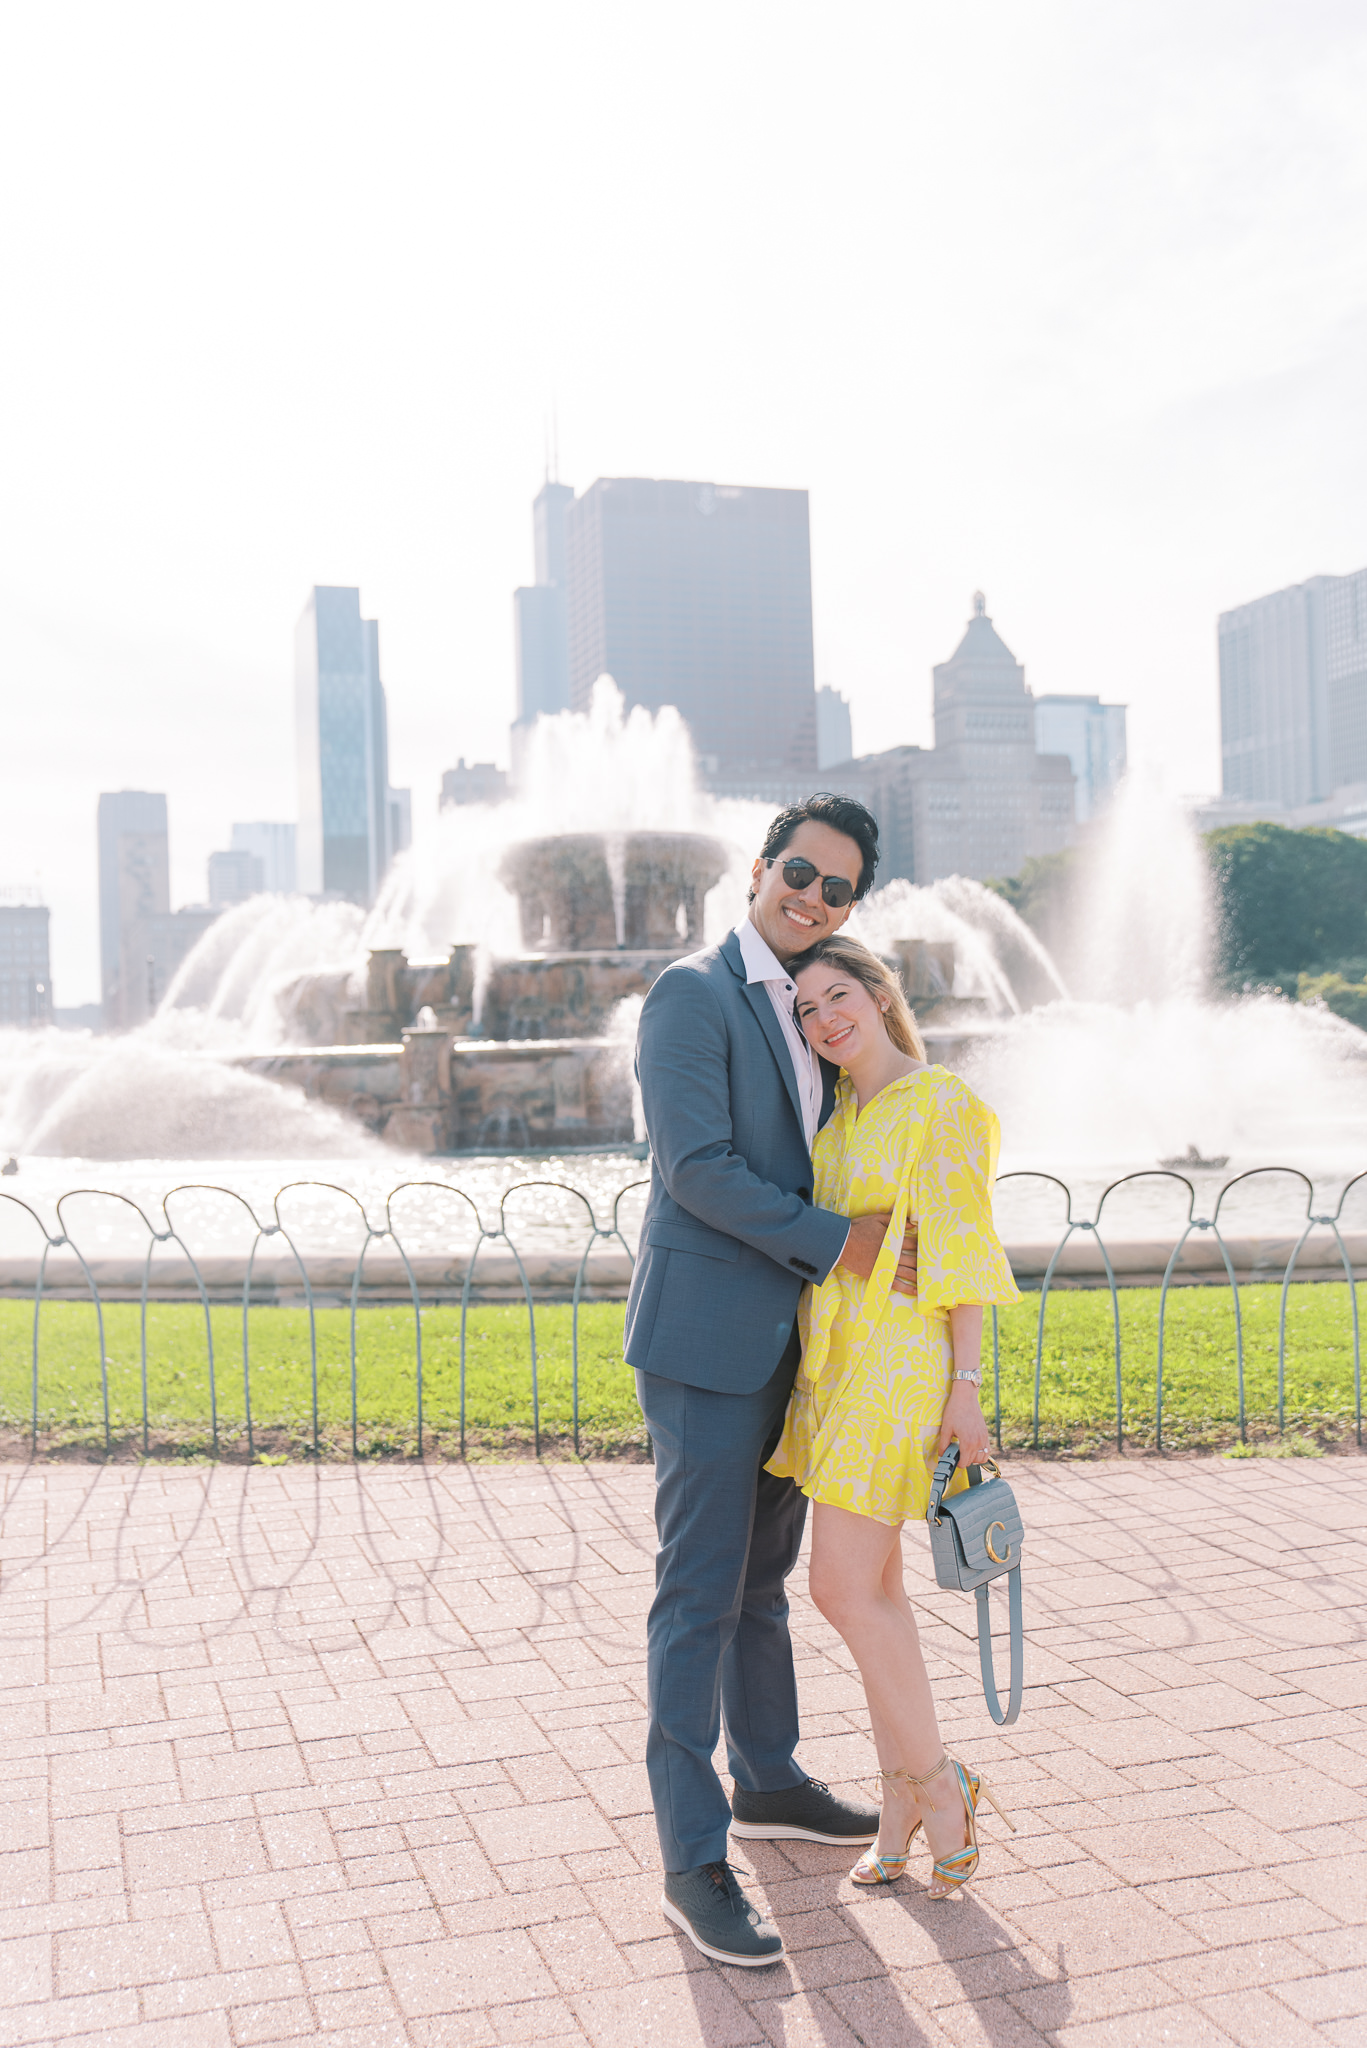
top-left (1, 1177), bottom-right (650, 1460)
top-left (1, 1165), bottom-right (1362, 1458)
top-left (990, 1166), bottom-right (1365, 1455)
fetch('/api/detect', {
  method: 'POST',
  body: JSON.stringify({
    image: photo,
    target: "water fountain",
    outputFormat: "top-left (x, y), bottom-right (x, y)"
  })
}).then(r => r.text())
top-left (229, 827), bottom-right (728, 1153)
top-left (3, 686), bottom-right (1366, 1198)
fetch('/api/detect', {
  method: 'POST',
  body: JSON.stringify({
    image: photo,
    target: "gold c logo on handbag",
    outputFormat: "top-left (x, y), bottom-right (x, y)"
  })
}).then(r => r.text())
top-left (984, 1521), bottom-right (1011, 1565)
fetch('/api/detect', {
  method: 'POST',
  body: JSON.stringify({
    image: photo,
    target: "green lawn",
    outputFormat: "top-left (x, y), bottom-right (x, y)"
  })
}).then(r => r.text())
top-left (0, 1283), bottom-right (1359, 1459)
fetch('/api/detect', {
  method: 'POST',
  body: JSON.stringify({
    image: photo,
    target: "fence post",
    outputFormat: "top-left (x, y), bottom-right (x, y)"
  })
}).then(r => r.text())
top-left (1032, 1224), bottom-right (1080, 1449)
top-left (31, 1237), bottom-right (55, 1456)
top-left (1079, 1223), bottom-right (1123, 1453)
top-left (2, 1194), bottom-right (62, 1457)
top-left (382, 1212), bottom-right (426, 1460)
top-left (1277, 1222), bottom-right (1316, 1438)
top-left (1155, 1225), bottom-right (1202, 1454)
top-left (241, 1235), bottom-right (262, 1462)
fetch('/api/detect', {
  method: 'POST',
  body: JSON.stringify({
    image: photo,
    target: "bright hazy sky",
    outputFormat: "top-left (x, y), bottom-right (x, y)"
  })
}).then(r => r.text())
top-left (4, 1), bottom-right (1366, 1003)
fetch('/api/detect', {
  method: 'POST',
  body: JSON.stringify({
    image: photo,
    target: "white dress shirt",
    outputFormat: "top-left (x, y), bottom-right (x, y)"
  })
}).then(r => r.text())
top-left (735, 916), bottom-right (822, 1149)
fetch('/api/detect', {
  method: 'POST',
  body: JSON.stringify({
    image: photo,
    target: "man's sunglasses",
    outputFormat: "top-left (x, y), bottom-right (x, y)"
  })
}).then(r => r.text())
top-left (767, 856), bottom-right (856, 908)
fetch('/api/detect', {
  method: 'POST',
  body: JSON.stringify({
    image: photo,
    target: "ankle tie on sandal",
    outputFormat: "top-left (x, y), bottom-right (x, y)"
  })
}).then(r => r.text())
top-left (874, 1752), bottom-right (950, 1792)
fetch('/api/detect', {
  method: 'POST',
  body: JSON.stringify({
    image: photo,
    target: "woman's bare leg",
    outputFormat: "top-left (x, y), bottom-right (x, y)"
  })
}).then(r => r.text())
top-left (808, 1502), bottom-right (968, 1887)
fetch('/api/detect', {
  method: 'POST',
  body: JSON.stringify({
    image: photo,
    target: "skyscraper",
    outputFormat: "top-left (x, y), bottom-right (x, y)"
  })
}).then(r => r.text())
top-left (513, 481), bottom-right (574, 743)
top-left (97, 792), bottom-right (216, 1029)
top-left (1327, 570), bottom-right (1367, 789)
top-left (1218, 565), bottom-right (1367, 806)
top-left (98, 790), bottom-right (168, 1027)
top-left (207, 850), bottom-right (263, 907)
top-left (0, 899), bottom-right (52, 1026)
top-left (295, 587), bottom-right (394, 904)
top-left (230, 822), bottom-right (297, 894)
top-left (816, 686), bottom-right (853, 770)
top-left (1033, 695), bottom-right (1127, 822)
top-left (562, 478), bottom-right (818, 795)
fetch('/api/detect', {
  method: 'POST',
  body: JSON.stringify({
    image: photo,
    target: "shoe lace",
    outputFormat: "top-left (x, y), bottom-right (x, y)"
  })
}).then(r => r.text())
top-left (701, 1860), bottom-right (748, 1911)
top-left (803, 1777), bottom-right (829, 1796)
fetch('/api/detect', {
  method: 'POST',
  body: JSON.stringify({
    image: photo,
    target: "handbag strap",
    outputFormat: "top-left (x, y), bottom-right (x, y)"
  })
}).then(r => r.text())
top-left (927, 1443), bottom-right (959, 1520)
top-left (927, 1441), bottom-right (992, 1522)
top-left (974, 1567), bottom-right (1023, 1726)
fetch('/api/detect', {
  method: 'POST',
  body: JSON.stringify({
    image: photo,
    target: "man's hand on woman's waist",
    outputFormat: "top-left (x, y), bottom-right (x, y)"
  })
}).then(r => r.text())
top-left (837, 1214), bottom-right (919, 1296)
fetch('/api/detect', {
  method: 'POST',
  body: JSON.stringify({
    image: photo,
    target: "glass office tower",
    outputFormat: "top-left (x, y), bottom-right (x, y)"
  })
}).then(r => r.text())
top-left (563, 478), bottom-right (819, 795)
top-left (1033, 695), bottom-right (1128, 822)
top-left (513, 480), bottom-right (575, 742)
top-left (295, 587), bottom-right (392, 904)
top-left (1218, 565), bottom-right (1367, 807)
top-left (97, 790), bottom-right (169, 1027)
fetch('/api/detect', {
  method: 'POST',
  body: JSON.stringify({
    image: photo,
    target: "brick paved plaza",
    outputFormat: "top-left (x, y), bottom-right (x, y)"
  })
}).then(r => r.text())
top-left (1, 1454), bottom-right (1364, 2046)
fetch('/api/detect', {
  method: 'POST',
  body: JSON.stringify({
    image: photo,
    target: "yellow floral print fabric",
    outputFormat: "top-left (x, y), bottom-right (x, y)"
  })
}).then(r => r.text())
top-left (766, 1065), bottom-right (1020, 1526)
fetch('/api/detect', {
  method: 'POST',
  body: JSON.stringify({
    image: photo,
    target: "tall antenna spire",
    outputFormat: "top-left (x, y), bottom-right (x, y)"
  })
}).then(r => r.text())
top-left (551, 398), bottom-right (559, 484)
top-left (543, 415), bottom-right (549, 485)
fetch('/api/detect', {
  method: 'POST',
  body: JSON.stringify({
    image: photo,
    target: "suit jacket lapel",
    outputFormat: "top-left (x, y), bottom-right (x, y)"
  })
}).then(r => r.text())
top-left (740, 979), bottom-right (806, 1136)
top-left (722, 928), bottom-right (808, 1138)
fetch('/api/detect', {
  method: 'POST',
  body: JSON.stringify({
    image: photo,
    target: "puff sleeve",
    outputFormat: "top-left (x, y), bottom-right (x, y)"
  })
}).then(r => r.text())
top-left (913, 1073), bottom-right (1020, 1309)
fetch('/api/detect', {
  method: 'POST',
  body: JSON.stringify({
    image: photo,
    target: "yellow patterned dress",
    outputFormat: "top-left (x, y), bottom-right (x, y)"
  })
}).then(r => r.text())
top-left (766, 1065), bottom-right (1020, 1526)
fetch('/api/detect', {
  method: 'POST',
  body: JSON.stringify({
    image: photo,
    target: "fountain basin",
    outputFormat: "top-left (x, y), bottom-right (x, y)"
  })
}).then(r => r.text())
top-left (232, 1033), bottom-right (635, 1153)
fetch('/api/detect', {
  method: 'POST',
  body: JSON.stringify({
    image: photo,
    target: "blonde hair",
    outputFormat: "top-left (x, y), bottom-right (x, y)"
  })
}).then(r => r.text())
top-left (793, 935), bottom-right (927, 1060)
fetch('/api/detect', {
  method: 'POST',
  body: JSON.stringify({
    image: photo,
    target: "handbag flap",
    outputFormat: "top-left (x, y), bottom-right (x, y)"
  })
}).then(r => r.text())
top-left (938, 1475), bottom-right (1024, 1575)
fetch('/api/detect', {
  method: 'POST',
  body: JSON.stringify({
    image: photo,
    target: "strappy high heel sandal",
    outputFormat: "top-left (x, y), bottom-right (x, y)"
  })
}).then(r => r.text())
top-left (849, 1756), bottom-right (961, 1886)
top-left (922, 1754), bottom-right (1015, 1899)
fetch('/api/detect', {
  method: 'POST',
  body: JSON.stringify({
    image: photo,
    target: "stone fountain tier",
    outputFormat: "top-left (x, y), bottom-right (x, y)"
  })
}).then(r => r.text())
top-left (232, 1035), bottom-right (635, 1154)
top-left (275, 942), bottom-right (680, 1048)
top-left (480, 950), bottom-right (678, 1041)
top-left (499, 831), bottom-right (728, 952)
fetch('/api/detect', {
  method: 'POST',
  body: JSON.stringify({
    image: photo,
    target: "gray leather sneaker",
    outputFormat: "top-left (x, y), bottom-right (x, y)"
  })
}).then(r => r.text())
top-left (730, 1775), bottom-right (879, 1845)
top-left (661, 1860), bottom-right (785, 1967)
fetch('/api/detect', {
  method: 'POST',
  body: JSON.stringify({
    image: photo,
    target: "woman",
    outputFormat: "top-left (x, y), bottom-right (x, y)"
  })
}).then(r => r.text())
top-left (766, 933), bottom-right (1020, 1897)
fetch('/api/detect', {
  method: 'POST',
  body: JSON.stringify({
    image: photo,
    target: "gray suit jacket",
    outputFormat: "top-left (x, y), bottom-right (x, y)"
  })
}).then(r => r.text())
top-left (623, 929), bottom-right (850, 1393)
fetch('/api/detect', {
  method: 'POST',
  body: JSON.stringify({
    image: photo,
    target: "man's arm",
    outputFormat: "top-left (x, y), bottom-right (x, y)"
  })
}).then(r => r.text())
top-left (841, 1215), bottom-right (918, 1297)
top-left (637, 967), bottom-right (849, 1282)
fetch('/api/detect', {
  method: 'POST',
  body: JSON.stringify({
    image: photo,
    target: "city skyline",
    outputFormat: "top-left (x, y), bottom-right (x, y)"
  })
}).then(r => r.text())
top-left (4, 7), bottom-right (1365, 1000)
top-left (18, 541), bottom-right (1360, 1008)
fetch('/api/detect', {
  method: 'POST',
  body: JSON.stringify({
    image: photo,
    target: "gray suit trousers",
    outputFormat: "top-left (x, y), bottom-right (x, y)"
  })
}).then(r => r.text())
top-left (635, 1327), bottom-right (808, 1872)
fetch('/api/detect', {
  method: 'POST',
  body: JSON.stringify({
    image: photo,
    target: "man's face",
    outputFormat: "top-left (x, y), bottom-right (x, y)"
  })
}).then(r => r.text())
top-left (748, 820), bottom-right (863, 958)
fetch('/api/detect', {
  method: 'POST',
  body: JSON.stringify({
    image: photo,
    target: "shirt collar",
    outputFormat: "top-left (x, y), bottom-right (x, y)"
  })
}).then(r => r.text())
top-left (735, 916), bottom-right (792, 988)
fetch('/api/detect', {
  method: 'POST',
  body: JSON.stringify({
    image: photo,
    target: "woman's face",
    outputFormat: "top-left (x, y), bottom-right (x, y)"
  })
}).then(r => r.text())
top-left (794, 960), bottom-right (888, 1067)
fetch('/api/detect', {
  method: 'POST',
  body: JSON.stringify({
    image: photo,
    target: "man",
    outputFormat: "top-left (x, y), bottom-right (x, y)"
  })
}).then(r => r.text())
top-left (626, 791), bottom-right (917, 1966)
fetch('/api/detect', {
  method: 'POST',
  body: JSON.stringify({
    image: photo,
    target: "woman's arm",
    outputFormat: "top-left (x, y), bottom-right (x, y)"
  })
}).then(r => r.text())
top-left (935, 1304), bottom-right (993, 1465)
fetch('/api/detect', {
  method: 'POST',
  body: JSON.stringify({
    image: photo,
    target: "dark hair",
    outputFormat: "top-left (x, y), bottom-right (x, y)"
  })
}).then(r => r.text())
top-left (755, 792), bottom-right (880, 901)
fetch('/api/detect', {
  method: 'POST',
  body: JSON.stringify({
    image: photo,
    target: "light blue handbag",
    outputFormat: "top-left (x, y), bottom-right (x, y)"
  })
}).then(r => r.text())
top-left (927, 1445), bottom-right (1024, 1725)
